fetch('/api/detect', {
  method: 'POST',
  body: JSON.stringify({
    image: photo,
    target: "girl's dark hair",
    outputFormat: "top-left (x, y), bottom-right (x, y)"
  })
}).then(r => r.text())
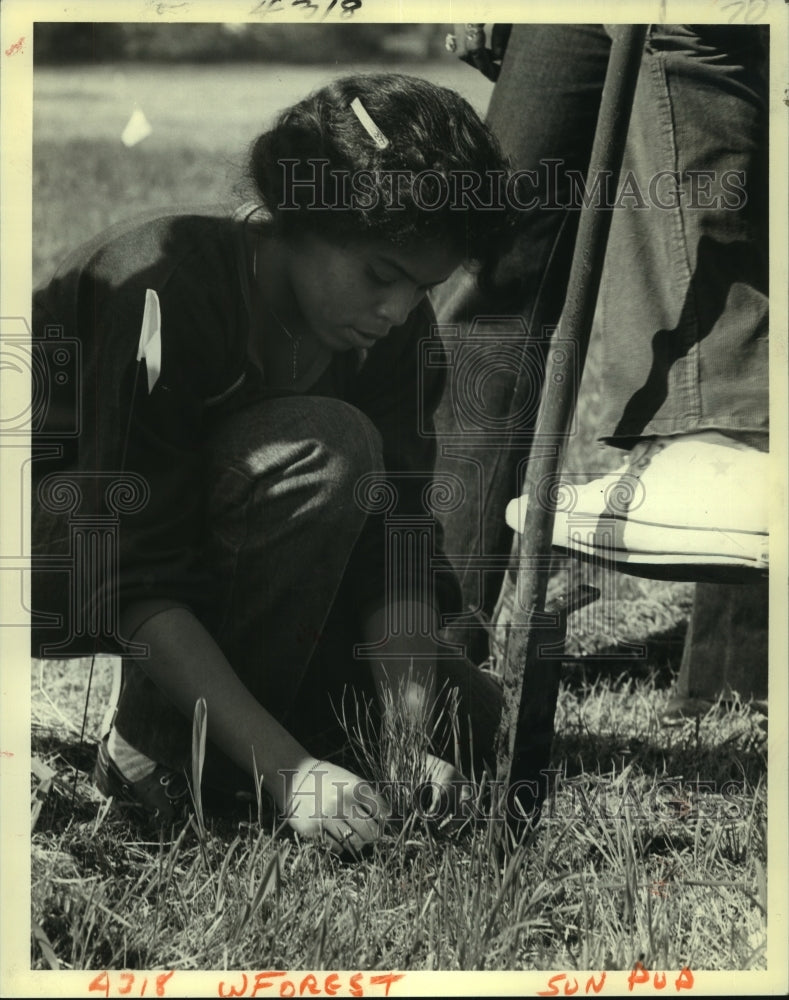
top-left (248, 73), bottom-right (518, 282)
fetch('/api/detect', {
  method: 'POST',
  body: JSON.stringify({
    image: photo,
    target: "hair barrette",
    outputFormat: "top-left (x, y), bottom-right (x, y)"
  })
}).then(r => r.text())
top-left (350, 97), bottom-right (389, 150)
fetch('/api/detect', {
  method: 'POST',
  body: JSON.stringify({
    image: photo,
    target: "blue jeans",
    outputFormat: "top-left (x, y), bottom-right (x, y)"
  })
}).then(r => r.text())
top-left (113, 396), bottom-right (503, 784)
top-left (431, 23), bottom-right (769, 659)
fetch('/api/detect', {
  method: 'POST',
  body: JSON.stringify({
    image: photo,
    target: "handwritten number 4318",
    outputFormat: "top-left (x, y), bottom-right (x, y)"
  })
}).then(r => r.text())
top-left (251, 0), bottom-right (363, 17)
top-left (89, 971), bottom-right (175, 997)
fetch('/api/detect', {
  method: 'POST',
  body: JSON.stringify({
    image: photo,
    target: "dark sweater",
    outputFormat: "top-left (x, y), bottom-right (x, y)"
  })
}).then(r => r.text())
top-left (31, 208), bottom-right (459, 655)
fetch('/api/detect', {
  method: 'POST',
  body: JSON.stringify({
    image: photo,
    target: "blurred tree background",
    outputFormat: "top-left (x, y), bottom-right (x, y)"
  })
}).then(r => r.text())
top-left (34, 22), bottom-right (450, 64)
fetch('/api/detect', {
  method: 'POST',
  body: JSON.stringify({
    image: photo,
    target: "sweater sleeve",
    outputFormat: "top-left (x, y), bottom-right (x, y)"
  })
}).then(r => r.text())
top-left (31, 217), bottom-right (248, 644)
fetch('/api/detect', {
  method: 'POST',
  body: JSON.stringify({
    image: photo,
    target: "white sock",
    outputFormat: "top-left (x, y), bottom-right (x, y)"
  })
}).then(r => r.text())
top-left (107, 727), bottom-right (157, 782)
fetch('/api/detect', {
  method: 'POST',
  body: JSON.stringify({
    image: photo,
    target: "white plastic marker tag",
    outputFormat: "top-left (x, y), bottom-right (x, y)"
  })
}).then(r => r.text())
top-left (137, 289), bottom-right (162, 394)
top-left (121, 106), bottom-right (152, 147)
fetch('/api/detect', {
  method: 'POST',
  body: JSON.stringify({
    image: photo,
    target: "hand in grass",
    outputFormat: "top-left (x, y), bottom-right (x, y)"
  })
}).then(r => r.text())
top-left (281, 758), bottom-right (390, 856)
top-left (422, 752), bottom-right (476, 828)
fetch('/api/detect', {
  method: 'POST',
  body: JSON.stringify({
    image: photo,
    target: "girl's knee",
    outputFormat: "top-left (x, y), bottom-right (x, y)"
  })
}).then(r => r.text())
top-left (209, 397), bottom-right (383, 528)
top-left (313, 398), bottom-right (384, 486)
top-left (285, 399), bottom-right (384, 514)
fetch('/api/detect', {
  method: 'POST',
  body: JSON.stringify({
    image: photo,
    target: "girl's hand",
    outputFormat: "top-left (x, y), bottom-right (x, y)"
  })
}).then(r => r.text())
top-left (422, 752), bottom-right (476, 828)
top-left (280, 758), bottom-right (390, 856)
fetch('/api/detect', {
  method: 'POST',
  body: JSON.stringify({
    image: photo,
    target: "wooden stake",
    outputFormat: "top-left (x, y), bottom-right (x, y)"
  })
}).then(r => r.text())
top-left (495, 26), bottom-right (649, 825)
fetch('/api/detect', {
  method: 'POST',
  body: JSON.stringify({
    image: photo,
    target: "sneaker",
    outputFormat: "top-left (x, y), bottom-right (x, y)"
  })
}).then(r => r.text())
top-left (93, 736), bottom-right (190, 826)
top-left (505, 433), bottom-right (769, 580)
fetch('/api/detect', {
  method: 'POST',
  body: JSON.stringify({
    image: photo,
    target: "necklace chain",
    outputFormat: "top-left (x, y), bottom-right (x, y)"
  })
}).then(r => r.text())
top-left (252, 242), bottom-right (302, 382)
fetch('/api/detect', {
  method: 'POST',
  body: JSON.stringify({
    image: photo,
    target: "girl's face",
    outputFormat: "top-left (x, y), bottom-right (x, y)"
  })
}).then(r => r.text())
top-left (283, 231), bottom-right (464, 352)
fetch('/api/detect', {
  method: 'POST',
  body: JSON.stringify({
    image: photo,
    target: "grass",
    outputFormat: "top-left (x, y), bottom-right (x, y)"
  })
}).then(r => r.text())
top-left (27, 60), bottom-right (770, 978)
top-left (31, 657), bottom-right (768, 972)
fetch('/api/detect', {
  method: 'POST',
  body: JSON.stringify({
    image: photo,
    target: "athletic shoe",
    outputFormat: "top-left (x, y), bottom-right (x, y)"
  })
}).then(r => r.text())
top-left (93, 736), bottom-right (190, 826)
top-left (505, 432), bottom-right (769, 580)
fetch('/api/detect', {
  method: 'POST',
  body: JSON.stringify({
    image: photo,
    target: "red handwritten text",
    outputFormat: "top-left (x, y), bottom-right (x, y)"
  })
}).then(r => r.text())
top-left (5, 36), bottom-right (24, 56)
top-left (217, 971), bottom-right (405, 998)
top-left (628, 962), bottom-right (694, 992)
top-left (89, 971), bottom-right (175, 997)
top-left (538, 972), bottom-right (607, 996)
top-left (538, 966), bottom-right (694, 996)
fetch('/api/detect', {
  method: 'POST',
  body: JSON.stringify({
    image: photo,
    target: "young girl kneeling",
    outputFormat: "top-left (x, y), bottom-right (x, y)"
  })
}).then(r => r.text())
top-left (32, 73), bottom-right (516, 853)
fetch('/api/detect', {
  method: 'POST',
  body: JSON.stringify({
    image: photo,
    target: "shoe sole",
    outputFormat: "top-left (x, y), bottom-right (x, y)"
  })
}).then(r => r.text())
top-left (551, 545), bottom-right (768, 583)
top-left (553, 511), bottom-right (768, 582)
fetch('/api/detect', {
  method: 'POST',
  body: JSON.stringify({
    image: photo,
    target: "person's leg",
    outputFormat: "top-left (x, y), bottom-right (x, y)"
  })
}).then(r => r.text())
top-left (663, 579), bottom-right (769, 719)
top-left (598, 24), bottom-right (769, 444)
top-left (508, 25), bottom-right (770, 577)
top-left (111, 396), bottom-right (385, 777)
top-left (432, 24), bottom-right (612, 662)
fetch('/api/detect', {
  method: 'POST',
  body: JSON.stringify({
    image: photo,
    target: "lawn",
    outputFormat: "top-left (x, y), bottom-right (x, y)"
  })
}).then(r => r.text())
top-left (31, 656), bottom-right (767, 975)
top-left (27, 60), bottom-right (770, 987)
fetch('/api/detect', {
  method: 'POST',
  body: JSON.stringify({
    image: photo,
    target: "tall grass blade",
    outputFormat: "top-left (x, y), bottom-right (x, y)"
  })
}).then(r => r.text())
top-left (191, 696), bottom-right (208, 841)
top-left (32, 920), bottom-right (60, 970)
